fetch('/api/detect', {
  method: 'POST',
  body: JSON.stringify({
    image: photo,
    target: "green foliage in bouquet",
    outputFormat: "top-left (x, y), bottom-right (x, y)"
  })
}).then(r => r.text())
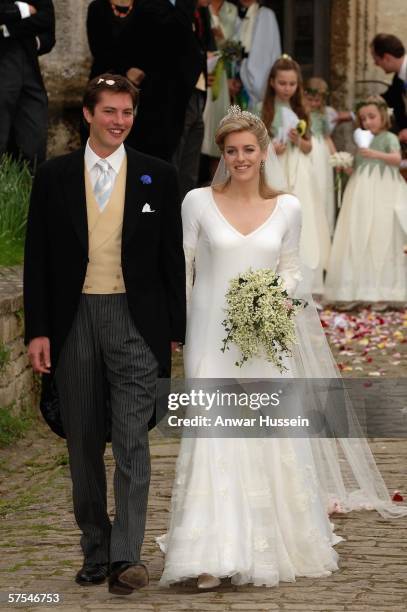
top-left (221, 269), bottom-right (307, 371)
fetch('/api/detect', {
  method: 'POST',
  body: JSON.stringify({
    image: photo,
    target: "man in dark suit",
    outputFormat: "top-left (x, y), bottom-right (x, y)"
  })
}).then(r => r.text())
top-left (24, 75), bottom-right (186, 594)
top-left (125, 0), bottom-right (207, 162)
top-left (0, 0), bottom-right (55, 167)
top-left (172, 0), bottom-right (213, 197)
top-left (371, 33), bottom-right (407, 145)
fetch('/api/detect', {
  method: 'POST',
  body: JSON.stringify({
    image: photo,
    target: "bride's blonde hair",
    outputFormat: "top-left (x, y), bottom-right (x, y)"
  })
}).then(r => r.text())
top-left (214, 109), bottom-right (284, 199)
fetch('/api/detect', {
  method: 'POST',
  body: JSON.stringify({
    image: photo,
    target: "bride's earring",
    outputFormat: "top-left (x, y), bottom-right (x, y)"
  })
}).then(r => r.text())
top-left (260, 160), bottom-right (266, 172)
top-left (197, 573), bottom-right (221, 589)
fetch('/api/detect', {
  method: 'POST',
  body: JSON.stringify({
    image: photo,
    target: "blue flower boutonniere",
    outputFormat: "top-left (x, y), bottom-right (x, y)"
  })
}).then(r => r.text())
top-left (140, 174), bottom-right (152, 185)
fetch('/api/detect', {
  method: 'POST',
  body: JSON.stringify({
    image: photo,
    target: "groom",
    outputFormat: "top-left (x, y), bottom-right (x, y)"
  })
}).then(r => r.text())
top-left (24, 74), bottom-right (186, 594)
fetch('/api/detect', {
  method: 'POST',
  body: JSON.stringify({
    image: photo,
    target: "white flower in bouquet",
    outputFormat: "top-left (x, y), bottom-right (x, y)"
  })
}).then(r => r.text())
top-left (329, 151), bottom-right (354, 169)
top-left (221, 268), bottom-right (307, 371)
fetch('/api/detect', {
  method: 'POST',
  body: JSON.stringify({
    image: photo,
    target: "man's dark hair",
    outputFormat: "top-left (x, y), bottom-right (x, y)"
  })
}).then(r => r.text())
top-left (371, 33), bottom-right (405, 58)
top-left (83, 74), bottom-right (139, 113)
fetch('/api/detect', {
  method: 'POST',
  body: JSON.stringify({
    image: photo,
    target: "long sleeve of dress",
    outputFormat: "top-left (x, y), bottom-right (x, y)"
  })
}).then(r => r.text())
top-left (239, 7), bottom-right (281, 105)
top-left (276, 195), bottom-right (302, 296)
top-left (181, 189), bottom-right (207, 310)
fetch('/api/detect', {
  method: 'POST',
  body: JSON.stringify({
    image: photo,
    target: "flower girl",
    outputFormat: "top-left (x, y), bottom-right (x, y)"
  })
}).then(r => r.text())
top-left (304, 77), bottom-right (337, 236)
top-left (262, 56), bottom-right (331, 295)
top-left (324, 95), bottom-right (407, 304)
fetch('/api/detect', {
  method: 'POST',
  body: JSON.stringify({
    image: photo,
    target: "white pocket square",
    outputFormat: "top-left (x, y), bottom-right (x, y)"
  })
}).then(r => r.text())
top-left (142, 203), bottom-right (155, 213)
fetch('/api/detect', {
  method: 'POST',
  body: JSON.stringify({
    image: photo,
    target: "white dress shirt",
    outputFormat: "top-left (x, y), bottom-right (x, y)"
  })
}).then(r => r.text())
top-left (85, 141), bottom-right (126, 194)
top-left (398, 54), bottom-right (407, 83)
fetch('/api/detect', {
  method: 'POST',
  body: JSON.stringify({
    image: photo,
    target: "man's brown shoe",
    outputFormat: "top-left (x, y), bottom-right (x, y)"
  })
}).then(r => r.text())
top-left (108, 563), bottom-right (149, 595)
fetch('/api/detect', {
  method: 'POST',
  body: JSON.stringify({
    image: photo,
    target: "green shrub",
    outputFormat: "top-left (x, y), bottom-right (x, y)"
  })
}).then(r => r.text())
top-left (0, 155), bottom-right (32, 244)
top-left (0, 403), bottom-right (34, 447)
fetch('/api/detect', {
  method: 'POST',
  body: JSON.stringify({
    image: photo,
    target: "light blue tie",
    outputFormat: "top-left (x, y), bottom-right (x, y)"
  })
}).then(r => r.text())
top-left (94, 159), bottom-right (113, 211)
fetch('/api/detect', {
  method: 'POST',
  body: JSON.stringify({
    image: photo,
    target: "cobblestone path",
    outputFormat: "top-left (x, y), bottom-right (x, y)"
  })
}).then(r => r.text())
top-left (0, 306), bottom-right (406, 612)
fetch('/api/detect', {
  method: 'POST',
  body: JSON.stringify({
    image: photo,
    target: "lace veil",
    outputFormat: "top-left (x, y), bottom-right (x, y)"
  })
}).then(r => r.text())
top-left (208, 107), bottom-right (407, 519)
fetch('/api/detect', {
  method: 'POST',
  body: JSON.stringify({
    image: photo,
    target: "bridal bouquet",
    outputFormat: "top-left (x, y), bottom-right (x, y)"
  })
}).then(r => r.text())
top-left (329, 152), bottom-right (354, 207)
top-left (221, 269), bottom-right (307, 371)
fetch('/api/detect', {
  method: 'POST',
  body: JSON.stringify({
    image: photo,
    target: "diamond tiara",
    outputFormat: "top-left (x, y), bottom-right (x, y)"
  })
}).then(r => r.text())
top-left (219, 105), bottom-right (265, 128)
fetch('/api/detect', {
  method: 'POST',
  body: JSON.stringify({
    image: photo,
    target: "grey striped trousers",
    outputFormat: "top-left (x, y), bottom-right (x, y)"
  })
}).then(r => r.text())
top-left (55, 294), bottom-right (158, 565)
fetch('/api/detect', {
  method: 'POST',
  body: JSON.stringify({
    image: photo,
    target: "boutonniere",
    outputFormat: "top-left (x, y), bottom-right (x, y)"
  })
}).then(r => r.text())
top-left (140, 174), bottom-right (152, 185)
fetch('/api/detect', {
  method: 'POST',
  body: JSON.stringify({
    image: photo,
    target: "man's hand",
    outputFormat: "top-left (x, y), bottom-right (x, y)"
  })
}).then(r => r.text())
top-left (207, 73), bottom-right (216, 88)
top-left (398, 129), bottom-right (407, 144)
top-left (28, 4), bottom-right (37, 15)
top-left (28, 337), bottom-right (51, 374)
top-left (212, 25), bottom-right (224, 42)
top-left (171, 341), bottom-right (182, 353)
top-left (126, 67), bottom-right (146, 86)
top-left (228, 78), bottom-right (241, 98)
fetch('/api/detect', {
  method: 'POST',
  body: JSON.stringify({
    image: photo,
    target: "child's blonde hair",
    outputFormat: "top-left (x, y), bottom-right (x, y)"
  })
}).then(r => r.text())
top-left (355, 95), bottom-right (391, 130)
top-left (304, 77), bottom-right (329, 111)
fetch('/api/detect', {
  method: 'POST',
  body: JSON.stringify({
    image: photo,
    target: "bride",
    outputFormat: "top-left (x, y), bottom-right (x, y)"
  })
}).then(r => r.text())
top-left (157, 107), bottom-right (407, 588)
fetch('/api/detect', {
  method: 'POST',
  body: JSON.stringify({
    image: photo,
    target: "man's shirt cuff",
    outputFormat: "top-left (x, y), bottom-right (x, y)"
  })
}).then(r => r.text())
top-left (15, 2), bottom-right (31, 19)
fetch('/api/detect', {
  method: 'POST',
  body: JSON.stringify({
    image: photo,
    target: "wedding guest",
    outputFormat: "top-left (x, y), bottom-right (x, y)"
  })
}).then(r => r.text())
top-left (236, 0), bottom-right (281, 112)
top-left (370, 33), bottom-right (407, 145)
top-left (202, 0), bottom-right (239, 175)
top-left (173, 0), bottom-right (211, 198)
top-left (86, 0), bottom-right (201, 161)
top-left (87, 0), bottom-right (145, 83)
top-left (0, 0), bottom-right (55, 168)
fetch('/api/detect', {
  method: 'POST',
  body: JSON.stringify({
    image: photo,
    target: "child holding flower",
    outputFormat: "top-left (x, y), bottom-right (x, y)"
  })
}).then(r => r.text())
top-left (262, 56), bottom-right (331, 295)
top-left (324, 95), bottom-right (407, 305)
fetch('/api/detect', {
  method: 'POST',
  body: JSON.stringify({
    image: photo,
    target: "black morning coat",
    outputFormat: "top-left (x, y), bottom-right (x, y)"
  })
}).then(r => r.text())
top-left (23, 145), bottom-right (186, 437)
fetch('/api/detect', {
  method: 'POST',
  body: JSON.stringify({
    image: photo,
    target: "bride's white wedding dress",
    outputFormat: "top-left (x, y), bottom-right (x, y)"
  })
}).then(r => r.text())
top-left (157, 186), bottom-right (406, 587)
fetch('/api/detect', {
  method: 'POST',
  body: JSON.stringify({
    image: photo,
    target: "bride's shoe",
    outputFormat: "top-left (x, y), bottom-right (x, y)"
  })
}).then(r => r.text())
top-left (197, 573), bottom-right (221, 589)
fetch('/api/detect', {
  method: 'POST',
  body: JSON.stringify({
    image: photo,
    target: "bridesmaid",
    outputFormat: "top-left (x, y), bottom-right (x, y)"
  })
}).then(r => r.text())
top-left (262, 56), bottom-right (331, 296)
top-left (304, 77), bottom-right (337, 237)
top-left (324, 95), bottom-right (407, 307)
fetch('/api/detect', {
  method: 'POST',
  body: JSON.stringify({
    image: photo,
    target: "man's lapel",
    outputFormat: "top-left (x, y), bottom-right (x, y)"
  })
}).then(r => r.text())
top-left (62, 148), bottom-right (88, 253)
top-left (122, 146), bottom-right (154, 247)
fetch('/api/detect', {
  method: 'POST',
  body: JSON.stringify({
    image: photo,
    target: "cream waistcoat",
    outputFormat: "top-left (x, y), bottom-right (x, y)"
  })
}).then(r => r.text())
top-left (82, 156), bottom-right (127, 294)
